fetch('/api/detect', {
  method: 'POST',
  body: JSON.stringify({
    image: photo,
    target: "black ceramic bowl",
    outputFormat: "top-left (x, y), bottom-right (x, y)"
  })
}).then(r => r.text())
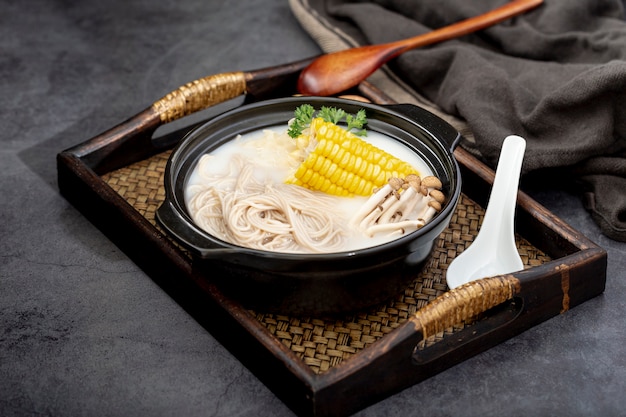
top-left (157, 96), bottom-right (462, 315)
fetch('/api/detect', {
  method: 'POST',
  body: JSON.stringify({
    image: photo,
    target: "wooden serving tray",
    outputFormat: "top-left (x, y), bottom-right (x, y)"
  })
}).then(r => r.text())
top-left (56, 64), bottom-right (606, 417)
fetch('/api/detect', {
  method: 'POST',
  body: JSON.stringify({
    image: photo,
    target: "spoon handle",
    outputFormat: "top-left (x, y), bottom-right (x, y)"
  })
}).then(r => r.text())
top-left (475, 135), bottom-right (526, 244)
top-left (298, 0), bottom-right (543, 96)
top-left (392, 0), bottom-right (544, 57)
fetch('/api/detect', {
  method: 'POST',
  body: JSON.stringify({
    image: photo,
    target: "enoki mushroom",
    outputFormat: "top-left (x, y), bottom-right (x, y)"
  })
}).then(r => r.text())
top-left (350, 174), bottom-right (445, 238)
top-left (187, 155), bottom-right (347, 253)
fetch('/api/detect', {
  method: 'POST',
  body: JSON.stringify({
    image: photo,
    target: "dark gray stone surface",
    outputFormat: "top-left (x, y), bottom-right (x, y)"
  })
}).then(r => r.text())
top-left (2, 1), bottom-right (625, 416)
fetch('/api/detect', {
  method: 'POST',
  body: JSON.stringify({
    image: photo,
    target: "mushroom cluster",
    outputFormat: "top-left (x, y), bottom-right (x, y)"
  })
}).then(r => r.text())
top-left (350, 174), bottom-right (445, 238)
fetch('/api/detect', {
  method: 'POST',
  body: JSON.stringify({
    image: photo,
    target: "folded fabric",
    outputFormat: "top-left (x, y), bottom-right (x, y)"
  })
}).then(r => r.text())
top-left (290, 0), bottom-right (626, 241)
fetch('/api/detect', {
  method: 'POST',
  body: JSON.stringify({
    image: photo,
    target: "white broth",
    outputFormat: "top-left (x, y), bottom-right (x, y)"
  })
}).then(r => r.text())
top-left (185, 124), bottom-right (437, 253)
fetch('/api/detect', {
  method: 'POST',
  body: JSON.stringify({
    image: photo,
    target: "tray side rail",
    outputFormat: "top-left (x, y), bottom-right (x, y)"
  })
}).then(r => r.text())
top-left (310, 252), bottom-right (606, 417)
top-left (57, 150), bottom-right (323, 416)
top-left (305, 149), bottom-right (607, 417)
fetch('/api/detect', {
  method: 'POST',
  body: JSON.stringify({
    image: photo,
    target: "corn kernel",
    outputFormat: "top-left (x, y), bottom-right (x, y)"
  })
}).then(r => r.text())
top-left (286, 118), bottom-right (418, 196)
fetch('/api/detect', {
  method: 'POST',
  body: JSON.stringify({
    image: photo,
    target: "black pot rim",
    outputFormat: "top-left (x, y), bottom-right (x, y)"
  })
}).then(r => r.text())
top-left (157, 96), bottom-right (463, 261)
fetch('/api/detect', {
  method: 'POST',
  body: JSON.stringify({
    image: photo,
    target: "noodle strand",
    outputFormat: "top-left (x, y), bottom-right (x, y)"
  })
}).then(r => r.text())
top-left (187, 154), bottom-right (347, 253)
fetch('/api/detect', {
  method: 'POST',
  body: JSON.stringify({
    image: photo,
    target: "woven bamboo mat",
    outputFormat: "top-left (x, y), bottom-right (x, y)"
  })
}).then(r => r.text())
top-left (102, 150), bottom-right (551, 374)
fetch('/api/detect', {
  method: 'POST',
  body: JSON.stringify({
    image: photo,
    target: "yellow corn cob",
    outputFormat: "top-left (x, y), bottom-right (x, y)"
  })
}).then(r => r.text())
top-left (285, 118), bottom-right (418, 196)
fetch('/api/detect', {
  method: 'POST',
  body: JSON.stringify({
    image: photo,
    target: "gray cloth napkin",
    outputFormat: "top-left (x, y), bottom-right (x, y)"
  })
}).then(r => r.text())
top-left (290, 0), bottom-right (626, 241)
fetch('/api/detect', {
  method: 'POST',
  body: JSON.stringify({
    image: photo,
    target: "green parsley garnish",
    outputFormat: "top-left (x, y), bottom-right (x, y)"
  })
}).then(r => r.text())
top-left (345, 109), bottom-right (368, 136)
top-left (287, 104), bottom-right (314, 138)
top-left (287, 105), bottom-right (368, 138)
top-left (318, 106), bottom-right (346, 124)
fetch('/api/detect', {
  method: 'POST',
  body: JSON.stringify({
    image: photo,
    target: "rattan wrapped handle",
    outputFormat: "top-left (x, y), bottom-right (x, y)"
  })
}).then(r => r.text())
top-left (412, 275), bottom-right (521, 340)
top-left (151, 72), bottom-right (247, 124)
top-left (70, 60), bottom-right (316, 173)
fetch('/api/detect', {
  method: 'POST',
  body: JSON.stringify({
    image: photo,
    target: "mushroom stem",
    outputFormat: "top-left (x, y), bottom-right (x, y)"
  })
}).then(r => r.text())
top-left (359, 192), bottom-right (398, 229)
top-left (351, 174), bottom-right (446, 238)
top-left (417, 199), bottom-right (443, 224)
top-left (365, 219), bottom-right (425, 237)
top-left (349, 177), bottom-right (403, 227)
top-left (377, 174), bottom-right (422, 224)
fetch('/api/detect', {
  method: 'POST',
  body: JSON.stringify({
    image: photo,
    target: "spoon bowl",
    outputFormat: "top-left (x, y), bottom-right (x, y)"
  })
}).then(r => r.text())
top-left (446, 135), bottom-right (526, 289)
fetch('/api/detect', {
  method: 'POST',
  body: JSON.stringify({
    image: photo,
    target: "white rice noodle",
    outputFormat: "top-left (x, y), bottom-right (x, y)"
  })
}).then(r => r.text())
top-left (187, 155), bottom-right (346, 253)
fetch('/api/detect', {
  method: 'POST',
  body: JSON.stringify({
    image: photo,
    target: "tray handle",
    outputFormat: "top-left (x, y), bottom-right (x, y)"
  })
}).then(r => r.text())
top-left (411, 275), bottom-right (521, 345)
top-left (150, 57), bottom-right (317, 124)
top-left (65, 59), bottom-right (315, 173)
top-left (151, 72), bottom-right (247, 124)
top-left (65, 72), bottom-right (248, 173)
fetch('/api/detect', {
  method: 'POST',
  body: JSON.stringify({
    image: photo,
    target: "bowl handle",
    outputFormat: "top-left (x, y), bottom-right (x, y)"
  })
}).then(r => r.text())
top-left (156, 199), bottom-right (246, 259)
top-left (384, 103), bottom-right (462, 152)
top-left (156, 199), bottom-right (217, 256)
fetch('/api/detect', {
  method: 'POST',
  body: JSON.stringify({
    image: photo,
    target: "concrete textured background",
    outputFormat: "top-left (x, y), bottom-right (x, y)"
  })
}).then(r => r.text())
top-left (2, 1), bottom-right (625, 416)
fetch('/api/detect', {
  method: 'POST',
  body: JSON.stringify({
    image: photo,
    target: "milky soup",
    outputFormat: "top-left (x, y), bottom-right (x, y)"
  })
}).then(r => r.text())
top-left (185, 122), bottom-right (443, 254)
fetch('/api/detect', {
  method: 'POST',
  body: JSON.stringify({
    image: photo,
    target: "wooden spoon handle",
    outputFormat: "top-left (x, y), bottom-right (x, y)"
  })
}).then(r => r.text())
top-left (392, 0), bottom-right (543, 56)
top-left (298, 0), bottom-right (543, 96)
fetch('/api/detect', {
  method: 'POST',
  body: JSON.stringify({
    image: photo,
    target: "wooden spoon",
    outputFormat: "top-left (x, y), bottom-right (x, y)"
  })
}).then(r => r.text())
top-left (297, 0), bottom-right (543, 96)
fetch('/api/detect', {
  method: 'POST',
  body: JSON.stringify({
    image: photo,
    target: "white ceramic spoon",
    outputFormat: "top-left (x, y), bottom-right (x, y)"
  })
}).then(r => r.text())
top-left (446, 135), bottom-right (527, 289)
